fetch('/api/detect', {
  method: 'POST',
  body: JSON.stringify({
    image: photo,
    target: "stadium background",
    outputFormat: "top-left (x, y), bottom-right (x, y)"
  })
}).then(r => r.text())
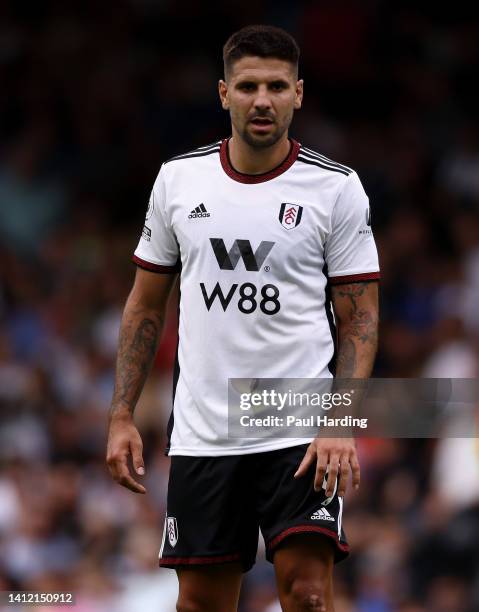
top-left (1, 1), bottom-right (479, 610)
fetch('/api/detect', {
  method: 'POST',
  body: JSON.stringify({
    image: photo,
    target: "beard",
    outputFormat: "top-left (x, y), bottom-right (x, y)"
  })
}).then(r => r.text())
top-left (241, 125), bottom-right (286, 149)
top-left (231, 109), bottom-right (294, 150)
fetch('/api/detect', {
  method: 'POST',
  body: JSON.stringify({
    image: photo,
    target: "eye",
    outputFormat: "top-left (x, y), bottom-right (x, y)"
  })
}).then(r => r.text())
top-left (271, 82), bottom-right (287, 91)
top-left (238, 82), bottom-right (255, 92)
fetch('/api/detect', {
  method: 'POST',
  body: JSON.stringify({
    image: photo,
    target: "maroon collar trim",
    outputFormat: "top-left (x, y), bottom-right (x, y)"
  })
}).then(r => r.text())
top-left (220, 137), bottom-right (300, 184)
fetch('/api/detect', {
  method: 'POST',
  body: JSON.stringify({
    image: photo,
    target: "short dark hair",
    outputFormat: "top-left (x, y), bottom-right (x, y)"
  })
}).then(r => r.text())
top-left (223, 25), bottom-right (300, 79)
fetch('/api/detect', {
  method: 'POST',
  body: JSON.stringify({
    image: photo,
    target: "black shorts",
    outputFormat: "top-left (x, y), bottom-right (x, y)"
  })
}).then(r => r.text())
top-left (159, 443), bottom-right (349, 572)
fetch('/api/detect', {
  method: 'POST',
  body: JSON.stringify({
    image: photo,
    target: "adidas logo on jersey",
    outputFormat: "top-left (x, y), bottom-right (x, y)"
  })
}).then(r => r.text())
top-left (188, 203), bottom-right (210, 218)
top-left (311, 508), bottom-right (334, 521)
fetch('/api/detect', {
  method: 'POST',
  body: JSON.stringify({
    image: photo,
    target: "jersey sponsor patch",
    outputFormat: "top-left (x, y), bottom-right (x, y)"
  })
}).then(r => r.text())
top-left (279, 203), bottom-right (303, 230)
top-left (209, 238), bottom-right (274, 271)
top-left (142, 225), bottom-right (152, 241)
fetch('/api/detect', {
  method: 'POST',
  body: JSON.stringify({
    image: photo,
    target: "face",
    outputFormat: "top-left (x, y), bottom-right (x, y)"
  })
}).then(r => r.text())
top-left (218, 56), bottom-right (303, 149)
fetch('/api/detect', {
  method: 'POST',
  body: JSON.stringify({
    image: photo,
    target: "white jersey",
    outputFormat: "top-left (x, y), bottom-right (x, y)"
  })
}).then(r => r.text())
top-left (133, 138), bottom-right (380, 456)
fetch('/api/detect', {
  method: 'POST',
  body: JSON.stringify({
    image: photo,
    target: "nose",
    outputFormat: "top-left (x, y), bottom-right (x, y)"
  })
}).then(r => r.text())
top-left (253, 85), bottom-right (272, 111)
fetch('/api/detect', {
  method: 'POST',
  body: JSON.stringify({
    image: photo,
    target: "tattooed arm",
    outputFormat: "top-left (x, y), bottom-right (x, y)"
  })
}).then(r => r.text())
top-left (331, 281), bottom-right (379, 378)
top-left (294, 280), bottom-right (379, 497)
top-left (106, 268), bottom-right (177, 493)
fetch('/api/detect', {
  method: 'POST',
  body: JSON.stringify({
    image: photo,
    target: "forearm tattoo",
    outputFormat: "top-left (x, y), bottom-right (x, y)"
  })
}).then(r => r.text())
top-left (335, 337), bottom-right (357, 377)
top-left (110, 314), bottom-right (162, 416)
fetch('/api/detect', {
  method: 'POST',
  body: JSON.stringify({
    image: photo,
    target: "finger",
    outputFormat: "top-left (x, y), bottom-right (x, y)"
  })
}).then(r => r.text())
top-left (294, 445), bottom-right (316, 478)
top-left (130, 439), bottom-right (145, 475)
top-left (107, 454), bottom-right (147, 494)
top-left (338, 454), bottom-right (350, 497)
top-left (325, 454), bottom-right (339, 497)
top-left (350, 452), bottom-right (361, 491)
top-left (118, 469), bottom-right (147, 494)
top-left (107, 453), bottom-right (128, 481)
top-left (313, 452), bottom-right (328, 492)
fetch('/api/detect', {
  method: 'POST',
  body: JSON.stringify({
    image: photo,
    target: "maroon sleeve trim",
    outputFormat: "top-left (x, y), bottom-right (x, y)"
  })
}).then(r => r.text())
top-left (328, 272), bottom-right (380, 285)
top-left (267, 525), bottom-right (350, 554)
top-left (132, 255), bottom-right (180, 274)
top-left (159, 553), bottom-right (241, 566)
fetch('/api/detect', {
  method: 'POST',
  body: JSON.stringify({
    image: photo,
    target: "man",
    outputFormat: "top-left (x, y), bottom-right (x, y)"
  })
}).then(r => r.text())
top-left (107, 25), bottom-right (379, 612)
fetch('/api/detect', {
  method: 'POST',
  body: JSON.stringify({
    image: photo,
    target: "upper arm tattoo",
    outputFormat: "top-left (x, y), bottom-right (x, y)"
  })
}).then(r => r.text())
top-left (332, 281), bottom-right (379, 345)
top-left (331, 281), bottom-right (379, 377)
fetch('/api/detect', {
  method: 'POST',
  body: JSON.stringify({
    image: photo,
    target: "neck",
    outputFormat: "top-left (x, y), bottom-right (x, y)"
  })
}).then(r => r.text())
top-left (228, 132), bottom-right (291, 175)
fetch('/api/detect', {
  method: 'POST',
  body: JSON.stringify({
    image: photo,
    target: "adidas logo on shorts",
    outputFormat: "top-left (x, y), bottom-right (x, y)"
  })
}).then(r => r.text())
top-left (311, 508), bottom-right (334, 521)
top-left (188, 203), bottom-right (210, 218)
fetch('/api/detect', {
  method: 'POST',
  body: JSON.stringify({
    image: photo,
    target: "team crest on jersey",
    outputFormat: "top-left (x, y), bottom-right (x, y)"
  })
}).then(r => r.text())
top-left (167, 517), bottom-right (178, 547)
top-left (279, 203), bottom-right (303, 230)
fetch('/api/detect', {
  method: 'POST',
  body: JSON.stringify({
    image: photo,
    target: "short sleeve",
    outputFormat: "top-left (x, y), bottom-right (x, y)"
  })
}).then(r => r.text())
top-left (325, 172), bottom-right (380, 285)
top-left (133, 165), bottom-right (180, 273)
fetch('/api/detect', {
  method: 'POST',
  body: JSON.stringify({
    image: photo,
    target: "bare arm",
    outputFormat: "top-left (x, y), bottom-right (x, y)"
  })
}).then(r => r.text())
top-left (110, 268), bottom-right (177, 419)
top-left (106, 267), bottom-right (177, 493)
top-left (332, 281), bottom-right (379, 378)
top-left (294, 280), bottom-right (379, 498)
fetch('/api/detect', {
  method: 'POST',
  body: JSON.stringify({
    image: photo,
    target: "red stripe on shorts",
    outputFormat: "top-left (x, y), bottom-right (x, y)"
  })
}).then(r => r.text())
top-left (268, 525), bottom-right (350, 553)
top-left (159, 553), bottom-right (241, 566)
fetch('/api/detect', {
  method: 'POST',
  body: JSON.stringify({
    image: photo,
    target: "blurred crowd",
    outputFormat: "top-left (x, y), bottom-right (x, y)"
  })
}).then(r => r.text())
top-left (1, 1), bottom-right (479, 610)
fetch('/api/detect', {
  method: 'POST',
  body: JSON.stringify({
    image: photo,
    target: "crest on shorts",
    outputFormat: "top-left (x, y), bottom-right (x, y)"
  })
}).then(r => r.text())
top-left (167, 516), bottom-right (178, 547)
top-left (279, 203), bottom-right (303, 230)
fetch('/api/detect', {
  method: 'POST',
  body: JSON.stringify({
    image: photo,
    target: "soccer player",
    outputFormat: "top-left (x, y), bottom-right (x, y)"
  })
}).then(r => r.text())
top-left (107, 25), bottom-right (380, 612)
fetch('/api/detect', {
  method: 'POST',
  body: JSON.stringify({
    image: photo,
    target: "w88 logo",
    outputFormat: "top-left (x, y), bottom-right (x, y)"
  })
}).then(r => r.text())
top-left (200, 282), bottom-right (280, 315)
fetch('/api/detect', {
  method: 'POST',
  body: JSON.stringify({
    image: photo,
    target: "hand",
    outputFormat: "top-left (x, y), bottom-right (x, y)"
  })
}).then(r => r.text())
top-left (106, 414), bottom-right (147, 494)
top-left (294, 437), bottom-right (360, 498)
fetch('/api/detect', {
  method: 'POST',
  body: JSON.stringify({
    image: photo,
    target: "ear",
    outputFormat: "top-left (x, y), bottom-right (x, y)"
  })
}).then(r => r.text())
top-left (218, 79), bottom-right (229, 110)
top-left (294, 79), bottom-right (304, 110)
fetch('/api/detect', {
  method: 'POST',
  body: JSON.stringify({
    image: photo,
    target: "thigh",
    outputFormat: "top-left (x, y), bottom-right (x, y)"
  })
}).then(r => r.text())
top-left (273, 534), bottom-right (335, 612)
top-left (176, 563), bottom-right (243, 612)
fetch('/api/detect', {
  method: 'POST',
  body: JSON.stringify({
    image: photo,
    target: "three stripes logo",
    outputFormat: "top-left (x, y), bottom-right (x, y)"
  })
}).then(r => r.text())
top-left (189, 203), bottom-right (210, 219)
top-left (210, 238), bottom-right (275, 271)
top-left (311, 508), bottom-right (334, 522)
